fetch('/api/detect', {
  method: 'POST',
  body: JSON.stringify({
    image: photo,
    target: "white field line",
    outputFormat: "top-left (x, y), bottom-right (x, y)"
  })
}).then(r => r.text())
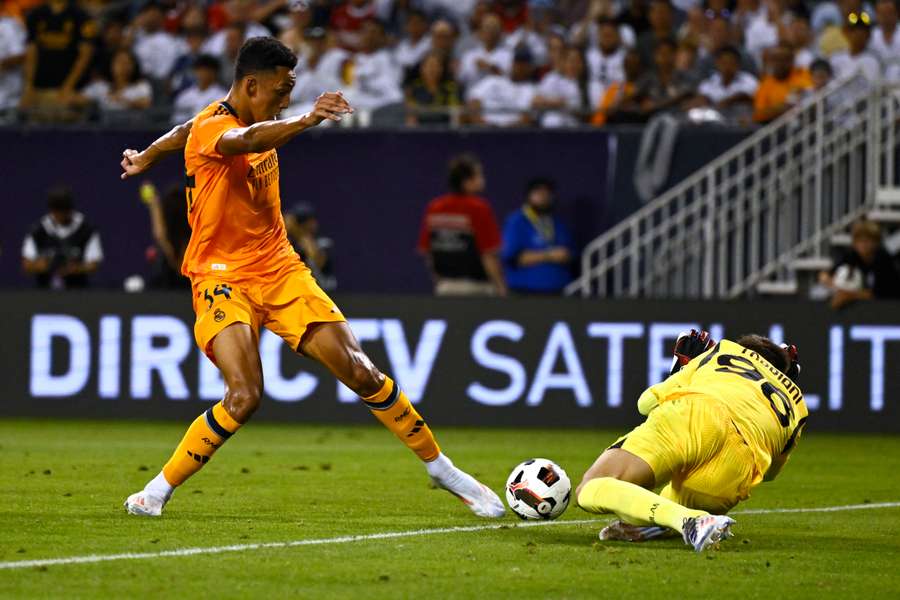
top-left (1, 501), bottom-right (898, 571)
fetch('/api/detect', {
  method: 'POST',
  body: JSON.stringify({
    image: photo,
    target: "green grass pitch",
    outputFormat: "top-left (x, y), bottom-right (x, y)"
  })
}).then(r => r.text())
top-left (1, 419), bottom-right (899, 598)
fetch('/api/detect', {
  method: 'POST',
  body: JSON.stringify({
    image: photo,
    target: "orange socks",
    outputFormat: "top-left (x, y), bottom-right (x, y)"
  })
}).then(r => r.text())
top-left (162, 401), bottom-right (243, 486)
top-left (363, 376), bottom-right (441, 462)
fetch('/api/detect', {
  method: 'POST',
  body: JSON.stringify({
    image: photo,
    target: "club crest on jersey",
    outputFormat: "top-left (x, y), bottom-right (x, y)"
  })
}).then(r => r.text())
top-left (214, 308), bottom-right (226, 322)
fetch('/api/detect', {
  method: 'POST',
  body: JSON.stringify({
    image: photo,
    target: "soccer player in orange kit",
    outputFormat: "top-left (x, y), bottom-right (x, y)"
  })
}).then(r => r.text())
top-left (119, 37), bottom-right (504, 518)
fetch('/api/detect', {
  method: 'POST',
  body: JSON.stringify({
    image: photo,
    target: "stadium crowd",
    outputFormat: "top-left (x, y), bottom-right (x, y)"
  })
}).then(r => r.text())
top-left (0, 0), bottom-right (898, 127)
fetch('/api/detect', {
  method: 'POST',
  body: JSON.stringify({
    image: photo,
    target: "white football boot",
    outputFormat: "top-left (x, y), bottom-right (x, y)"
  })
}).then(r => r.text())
top-left (682, 515), bottom-right (736, 552)
top-left (427, 454), bottom-right (505, 518)
top-left (124, 491), bottom-right (167, 517)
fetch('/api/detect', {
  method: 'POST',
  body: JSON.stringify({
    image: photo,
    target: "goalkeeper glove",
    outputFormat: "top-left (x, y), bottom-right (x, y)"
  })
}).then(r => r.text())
top-left (669, 329), bottom-right (715, 376)
top-left (779, 343), bottom-right (801, 383)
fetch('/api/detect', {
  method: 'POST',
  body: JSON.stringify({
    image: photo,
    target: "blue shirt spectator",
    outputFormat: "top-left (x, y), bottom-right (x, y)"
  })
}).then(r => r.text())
top-left (501, 178), bottom-right (575, 294)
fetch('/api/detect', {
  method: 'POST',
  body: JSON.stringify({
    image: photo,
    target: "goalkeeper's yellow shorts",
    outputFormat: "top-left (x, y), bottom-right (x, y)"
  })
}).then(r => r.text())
top-left (609, 396), bottom-right (761, 514)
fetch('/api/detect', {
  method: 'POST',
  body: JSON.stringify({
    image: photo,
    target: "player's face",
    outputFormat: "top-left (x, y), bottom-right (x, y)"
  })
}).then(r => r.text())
top-left (249, 67), bottom-right (296, 121)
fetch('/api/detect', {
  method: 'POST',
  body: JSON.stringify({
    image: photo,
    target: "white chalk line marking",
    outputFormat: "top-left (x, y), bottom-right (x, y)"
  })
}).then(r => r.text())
top-left (1, 501), bottom-right (897, 571)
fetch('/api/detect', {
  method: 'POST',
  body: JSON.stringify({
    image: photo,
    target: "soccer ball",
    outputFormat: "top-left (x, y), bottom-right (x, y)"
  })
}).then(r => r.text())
top-left (505, 458), bottom-right (571, 520)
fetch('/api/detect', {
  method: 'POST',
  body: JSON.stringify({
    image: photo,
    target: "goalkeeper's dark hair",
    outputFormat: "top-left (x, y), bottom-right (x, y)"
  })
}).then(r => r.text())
top-left (736, 334), bottom-right (790, 374)
top-left (448, 154), bottom-right (482, 194)
top-left (234, 37), bottom-right (297, 81)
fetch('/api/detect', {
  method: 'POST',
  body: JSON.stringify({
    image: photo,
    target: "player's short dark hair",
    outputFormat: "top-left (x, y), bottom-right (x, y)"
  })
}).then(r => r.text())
top-left (715, 45), bottom-right (741, 61)
top-left (193, 54), bottom-right (220, 72)
top-left (735, 334), bottom-right (790, 374)
top-left (526, 177), bottom-right (555, 194)
top-left (448, 154), bottom-right (482, 194)
top-left (47, 186), bottom-right (74, 212)
top-left (234, 37), bottom-right (298, 81)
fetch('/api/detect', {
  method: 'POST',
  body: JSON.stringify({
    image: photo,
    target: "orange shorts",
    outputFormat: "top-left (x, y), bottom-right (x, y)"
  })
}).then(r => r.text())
top-left (190, 264), bottom-right (345, 362)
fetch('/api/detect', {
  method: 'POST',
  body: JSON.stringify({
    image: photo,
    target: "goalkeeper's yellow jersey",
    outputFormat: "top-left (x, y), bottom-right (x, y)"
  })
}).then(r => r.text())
top-left (638, 339), bottom-right (808, 476)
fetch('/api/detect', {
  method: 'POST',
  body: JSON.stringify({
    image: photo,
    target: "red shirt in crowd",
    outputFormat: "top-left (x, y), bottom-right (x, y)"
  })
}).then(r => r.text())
top-left (418, 194), bottom-right (502, 281)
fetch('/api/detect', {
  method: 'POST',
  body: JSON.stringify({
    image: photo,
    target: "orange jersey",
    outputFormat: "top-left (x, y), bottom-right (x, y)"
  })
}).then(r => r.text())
top-left (182, 100), bottom-right (300, 281)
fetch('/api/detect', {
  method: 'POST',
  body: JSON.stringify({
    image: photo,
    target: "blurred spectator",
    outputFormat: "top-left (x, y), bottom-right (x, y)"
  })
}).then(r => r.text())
top-left (133, 2), bottom-right (185, 82)
top-left (89, 16), bottom-right (127, 85)
top-left (633, 37), bottom-right (695, 118)
top-left (636, 0), bottom-right (675, 67)
top-left (587, 18), bottom-right (625, 93)
top-left (696, 45), bottom-right (758, 122)
top-left (139, 182), bottom-right (190, 289)
top-left (788, 11), bottom-right (817, 69)
top-left (394, 9), bottom-right (432, 80)
top-left (172, 55), bottom-right (226, 124)
top-left (202, 0), bottom-right (271, 56)
top-left (871, 0), bottom-right (899, 75)
top-left (675, 40), bottom-right (701, 87)
top-left (417, 154), bottom-right (507, 296)
top-left (345, 19), bottom-right (403, 112)
top-left (330, 0), bottom-right (377, 51)
top-left (278, 1), bottom-right (312, 55)
top-left (753, 43), bottom-right (811, 123)
top-left (819, 219), bottom-right (900, 309)
top-left (405, 51), bottom-right (461, 125)
top-left (0, 6), bottom-right (26, 116)
top-left (830, 11), bottom-right (880, 81)
top-left (218, 23), bottom-right (247, 85)
top-left (459, 12), bottom-right (513, 87)
top-left (809, 57), bottom-right (834, 89)
top-left (285, 26), bottom-right (346, 117)
top-left (78, 49), bottom-right (152, 116)
top-left (502, 5), bottom-right (548, 66)
top-left (20, 0), bottom-right (97, 121)
top-left (693, 15), bottom-right (757, 81)
top-left (501, 178), bottom-right (574, 294)
top-left (285, 202), bottom-right (337, 291)
top-left (22, 186), bottom-right (103, 290)
top-left (169, 22), bottom-right (211, 97)
top-left (466, 44), bottom-right (536, 126)
top-left (427, 18), bottom-right (458, 69)
top-left (744, 0), bottom-right (788, 66)
top-left (532, 45), bottom-right (590, 127)
top-left (591, 48), bottom-right (644, 125)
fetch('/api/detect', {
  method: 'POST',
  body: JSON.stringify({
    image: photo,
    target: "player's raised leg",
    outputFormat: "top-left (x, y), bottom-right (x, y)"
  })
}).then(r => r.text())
top-left (300, 321), bottom-right (504, 518)
top-left (125, 323), bottom-right (261, 516)
top-left (575, 448), bottom-right (734, 552)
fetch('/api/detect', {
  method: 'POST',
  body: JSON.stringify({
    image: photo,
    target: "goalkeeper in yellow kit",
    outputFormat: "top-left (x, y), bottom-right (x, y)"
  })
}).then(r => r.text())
top-left (576, 331), bottom-right (808, 552)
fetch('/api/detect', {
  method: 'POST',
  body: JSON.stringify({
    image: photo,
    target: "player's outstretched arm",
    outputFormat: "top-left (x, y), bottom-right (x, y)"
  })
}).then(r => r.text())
top-left (216, 92), bottom-right (352, 155)
top-left (120, 119), bottom-right (194, 180)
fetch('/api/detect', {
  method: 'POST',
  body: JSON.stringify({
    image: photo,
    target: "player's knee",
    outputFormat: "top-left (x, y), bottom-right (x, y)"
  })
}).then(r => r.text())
top-left (224, 381), bottom-right (263, 423)
top-left (343, 351), bottom-right (384, 397)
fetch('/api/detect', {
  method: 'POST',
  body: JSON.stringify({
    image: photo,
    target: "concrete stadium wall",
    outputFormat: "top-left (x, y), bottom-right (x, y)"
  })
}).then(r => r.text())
top-left (1, 291), bottom-right (897, 432)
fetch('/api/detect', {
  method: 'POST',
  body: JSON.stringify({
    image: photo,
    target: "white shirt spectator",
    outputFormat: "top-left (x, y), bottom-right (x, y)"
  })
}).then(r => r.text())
top-left (794, 47), bottom-right (816, 69)
top-left (82, 80), bottom-right (153, 112)
top-left (459, 44), bottom-right (513, 87)
top-left (698, 71), bottom-right (759, 104)
top-left (202, 22), bottom-right (272, 56)
top-left (871, 27), bottom-right (900, 73)
top-left (587, 46), bottom-right (625, 89)
top-left (535, 70), bottom-right (581, 128)
top-left (744, 15), bottom-right (779, 66)
top-left (830, 51), bottom-right (882, 82)
top-left (394, 34), bottom-right (431, 73)
top-left (285, 48), bottom-right (348, 116)
top-left (503, 28), bottom-right (548, 66)
top-left (347, 49), bottom-right (403, 110)
top-left (172, 82), bottom-right (227, 124)
top-left (467, 74), bottom-right (535, 126)
top-left (134, 30), bottom-right (187, 80)
top-left (0, 15), bottom-right (25, 111)
top-left (22, 212), bottom-right (103, 263)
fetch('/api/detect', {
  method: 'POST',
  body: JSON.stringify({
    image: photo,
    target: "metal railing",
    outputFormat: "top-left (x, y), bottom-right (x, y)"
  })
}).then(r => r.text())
top-left (566, 76), bottom-right (900, 299)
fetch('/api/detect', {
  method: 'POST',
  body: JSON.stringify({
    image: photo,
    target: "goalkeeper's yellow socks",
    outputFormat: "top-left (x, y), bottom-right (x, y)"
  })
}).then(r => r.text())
top-left (577, 477), bottom-right (706, 534)
top-left (149, 401), bottom-right (243, 495)
top-left (363, 376), bottom-right (441, 462)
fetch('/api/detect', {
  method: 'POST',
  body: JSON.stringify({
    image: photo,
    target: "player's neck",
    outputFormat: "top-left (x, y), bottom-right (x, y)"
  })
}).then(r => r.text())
top-left (223, 90), bottom-right (255, 125)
